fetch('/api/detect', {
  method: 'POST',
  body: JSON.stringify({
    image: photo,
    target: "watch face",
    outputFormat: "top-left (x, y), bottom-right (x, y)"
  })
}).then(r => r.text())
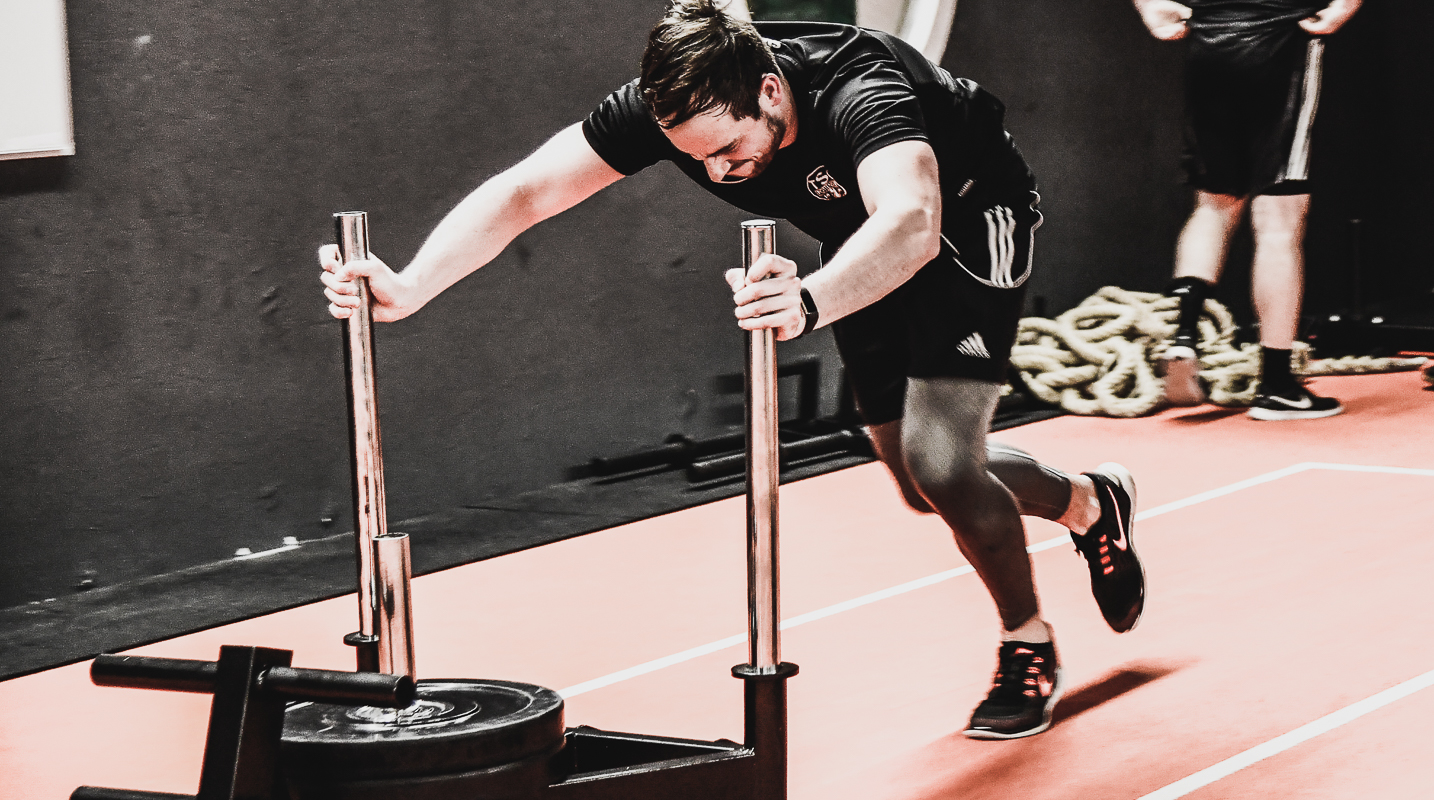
top-left (801, 289), bottom-right (819, 316)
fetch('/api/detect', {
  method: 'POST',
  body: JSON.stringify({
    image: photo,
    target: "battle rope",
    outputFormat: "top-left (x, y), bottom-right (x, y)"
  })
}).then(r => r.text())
top-left (1008, 286), bottom-right (1427, 418)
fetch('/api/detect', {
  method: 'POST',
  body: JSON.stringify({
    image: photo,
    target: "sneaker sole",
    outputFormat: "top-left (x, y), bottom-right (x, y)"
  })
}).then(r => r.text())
top-left (1159, 350), bottom-right (1206, 406)
top-left (1248, 405), bottom-right (1345, 421)
top-left (961, 667), bottom-right (1065, 740)
top-left (1092, 462), bottom-right (1144, 633)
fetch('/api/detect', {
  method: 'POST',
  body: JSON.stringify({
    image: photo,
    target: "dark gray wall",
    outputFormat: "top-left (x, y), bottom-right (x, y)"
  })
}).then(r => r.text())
top-left (0, 0), bottom-right (838, 609)
top-left (1296, 0), bottom-right (1434, 320)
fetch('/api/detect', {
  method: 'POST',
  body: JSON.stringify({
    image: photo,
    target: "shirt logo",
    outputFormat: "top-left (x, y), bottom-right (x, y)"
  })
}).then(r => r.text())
top-left (956, 332), bottom-right (991, 359)
top-left (806, 166), bottom-right (847, 201)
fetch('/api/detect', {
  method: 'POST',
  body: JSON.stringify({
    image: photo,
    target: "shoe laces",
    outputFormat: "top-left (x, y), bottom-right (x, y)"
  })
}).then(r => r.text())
top-left (985, 644), bottom-right (1050, 703)
top-left (1074, 533), bottom-right (1115, 576)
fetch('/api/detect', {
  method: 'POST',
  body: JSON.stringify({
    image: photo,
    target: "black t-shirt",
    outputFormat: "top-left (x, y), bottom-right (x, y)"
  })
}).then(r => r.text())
top-left (582, 22), bottom-right (1030, 247)
top-left (1186, 0), bottom-right (1326, 68)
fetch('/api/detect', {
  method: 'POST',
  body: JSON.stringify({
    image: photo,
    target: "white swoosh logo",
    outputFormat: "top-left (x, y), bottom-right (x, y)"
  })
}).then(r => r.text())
top-left (1269, 394), bottom-right (1314, 409)
top-left (1106, 486), bottom-right (1130, 551)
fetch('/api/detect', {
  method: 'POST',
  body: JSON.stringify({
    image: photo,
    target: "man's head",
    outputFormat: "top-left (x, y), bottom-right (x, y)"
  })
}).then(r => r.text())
top-left (640, 0), bottom-right (793, 183)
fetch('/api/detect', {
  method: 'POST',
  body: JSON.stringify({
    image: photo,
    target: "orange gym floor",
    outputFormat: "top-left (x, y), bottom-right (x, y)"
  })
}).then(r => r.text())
top-left (2, 370), bottom-right (1432, 800)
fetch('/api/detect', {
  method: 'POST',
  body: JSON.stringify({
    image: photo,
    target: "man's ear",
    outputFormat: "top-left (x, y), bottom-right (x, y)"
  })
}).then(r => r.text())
top-left (760, 73), bottom-right (783, 107)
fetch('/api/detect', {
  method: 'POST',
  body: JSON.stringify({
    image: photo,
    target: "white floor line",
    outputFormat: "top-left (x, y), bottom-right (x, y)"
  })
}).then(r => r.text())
top-left (1138, 668), bottom-right (1434, 800)
top-left (560, 634), bottom-right (747, 698)
top-left (561, 566), bottom-right (979, 698)
top-left (560, 462), bottom-right (1433, 698)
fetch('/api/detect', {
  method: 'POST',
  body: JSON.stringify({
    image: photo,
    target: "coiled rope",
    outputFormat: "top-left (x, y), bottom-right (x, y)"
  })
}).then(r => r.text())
top-left (1008, 286), bottom-right (1427, 418)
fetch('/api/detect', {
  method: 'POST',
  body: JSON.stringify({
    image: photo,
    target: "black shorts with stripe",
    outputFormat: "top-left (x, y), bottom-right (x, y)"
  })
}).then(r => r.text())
top-left (827, 190), bottom-right (1041, 426)
top-left (1183, 36), bottom-right (1324, 197)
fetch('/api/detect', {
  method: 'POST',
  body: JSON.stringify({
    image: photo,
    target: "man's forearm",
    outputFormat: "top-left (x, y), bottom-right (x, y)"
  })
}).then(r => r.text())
top-left (392, 122), bottom-right (624, 312)
top-left (800, 203), bottom-right (940, 327)
top-left (400, 176), bottom-right (546, 308)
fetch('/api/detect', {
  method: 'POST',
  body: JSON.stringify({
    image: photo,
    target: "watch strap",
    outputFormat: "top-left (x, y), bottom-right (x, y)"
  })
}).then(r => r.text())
top-left (797, 287), bottom-right (820, 338)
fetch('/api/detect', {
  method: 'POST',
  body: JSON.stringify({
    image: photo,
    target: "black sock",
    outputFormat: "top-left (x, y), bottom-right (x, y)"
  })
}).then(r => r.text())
top-left (1165, 276), bottom-right (1212, 338)
top-left (1260, 346), bottom-right (1298, 394)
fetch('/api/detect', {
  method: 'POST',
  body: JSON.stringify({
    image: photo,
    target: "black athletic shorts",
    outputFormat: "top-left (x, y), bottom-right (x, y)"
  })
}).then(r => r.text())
top-left (1183, 36), bottom-right (1325, 197)
top-left (827, 190), bottom-right (1041, 426)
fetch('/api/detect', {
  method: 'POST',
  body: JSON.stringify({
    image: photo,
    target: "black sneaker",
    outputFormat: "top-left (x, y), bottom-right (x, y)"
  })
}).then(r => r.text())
top-left (963, 640), bottom-right (1063, 739)
top-left (1157, 331), bottom-right (1206, 406)
top-left (1247, 384), bottom-right (1343, 420)
top-left (1073, 463), bottom-right (1145, 633)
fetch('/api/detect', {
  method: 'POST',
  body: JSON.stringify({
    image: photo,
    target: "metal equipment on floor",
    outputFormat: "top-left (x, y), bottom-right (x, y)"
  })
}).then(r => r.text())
top-left (70, 217), bottom-right (797, 800)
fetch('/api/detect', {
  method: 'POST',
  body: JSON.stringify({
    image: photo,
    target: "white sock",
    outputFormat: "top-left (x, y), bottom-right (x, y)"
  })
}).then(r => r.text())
top-left (1001, 616), bottom-right (1052, 643)
top-left (1062, 476), bottom-right (1102, 537)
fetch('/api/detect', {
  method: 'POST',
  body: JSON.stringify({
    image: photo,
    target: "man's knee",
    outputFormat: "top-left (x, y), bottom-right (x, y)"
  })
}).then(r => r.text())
top-left (899, 376), bottom-right (1003, 514)
top-left (901, 433), bottom-right (989, 505)
top-left (867, 420), bottom-right (937, 514)
top-left (1251, 194), bottom-right (1309, 242)
top-left (895, 482), bottom-right (935, 515)
top-left (1193, 191), bottom-right (1248, 223)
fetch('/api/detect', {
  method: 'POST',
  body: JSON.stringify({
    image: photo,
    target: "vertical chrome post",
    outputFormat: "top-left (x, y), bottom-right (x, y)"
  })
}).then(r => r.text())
top-left (742, 220), bottom-right (781, 673)
top-left (336, 212), bottom-right (383, 643)
top-left (334, 212), bottom-right (414, 679)
top-left (373, 533), bottom-right (417, 679)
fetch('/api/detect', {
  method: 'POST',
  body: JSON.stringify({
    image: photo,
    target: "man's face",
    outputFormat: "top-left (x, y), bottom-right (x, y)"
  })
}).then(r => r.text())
top-left (663, 108), bottom-right (786, 184)
top-left (660, 76), bottom-right (791, 184)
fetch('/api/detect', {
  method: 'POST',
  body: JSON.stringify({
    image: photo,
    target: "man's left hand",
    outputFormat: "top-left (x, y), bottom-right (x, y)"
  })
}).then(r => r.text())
top-left (725, 253), bottom-right (805, 341)
top-left (1300, 0), bottom-right (1361, 34)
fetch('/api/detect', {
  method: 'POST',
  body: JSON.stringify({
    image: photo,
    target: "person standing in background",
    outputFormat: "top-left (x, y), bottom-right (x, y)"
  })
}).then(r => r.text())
top-left (1134, 0), bottom-right (1361, 419)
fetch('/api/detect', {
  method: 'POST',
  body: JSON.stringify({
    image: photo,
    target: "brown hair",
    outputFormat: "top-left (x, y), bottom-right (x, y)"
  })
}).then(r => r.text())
top-left (639, 0), bottom-right (779, 128)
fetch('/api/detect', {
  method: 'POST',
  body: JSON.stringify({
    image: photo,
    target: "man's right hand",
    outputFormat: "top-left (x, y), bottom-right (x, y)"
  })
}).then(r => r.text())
top-left (318, 244), bottom-right (422, 322)
top-left (1135, 0), bottom-right (1192, 40)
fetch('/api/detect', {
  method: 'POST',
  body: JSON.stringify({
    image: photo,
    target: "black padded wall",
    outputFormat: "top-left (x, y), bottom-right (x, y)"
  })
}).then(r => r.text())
top-left (0, 0), bottom-right (838, 609)
top-left (1296, 0), bottom-right (1434, 321)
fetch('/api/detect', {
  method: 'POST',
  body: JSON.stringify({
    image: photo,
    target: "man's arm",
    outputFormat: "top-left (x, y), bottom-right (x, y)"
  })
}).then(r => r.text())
top-left (1300, 0), bottom-right (1361, 35)
top-left (727, 140), bottom-right (941, 340)
top-left (321, 122), bottom-right (624, 321)
top-left (1132, 0), bottom-right (1193, 40)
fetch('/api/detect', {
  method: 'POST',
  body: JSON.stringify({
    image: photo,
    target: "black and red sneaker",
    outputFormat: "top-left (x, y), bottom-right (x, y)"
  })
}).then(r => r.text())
top-left (1073, 463), bottom-right (1146, 633)
top-left (963, 640), bottom-right (1063, 739)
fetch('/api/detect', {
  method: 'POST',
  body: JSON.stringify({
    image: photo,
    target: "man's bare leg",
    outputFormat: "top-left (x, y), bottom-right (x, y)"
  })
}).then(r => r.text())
top-left (864, 377), bottom-right (1143, 738)
top-left (864, 378), bottom-right (1106, 632)
top-left (1174, 190), bottom-right (1248, 284)
top-left (867, 418), bottom-right (1104, 631)
top-left (879, 379), bottom-right (1039, 632)
top-left (1163, 191), bottom-right (1249, 404)
top-left (1245, 192), bottom-right (1343, 418)
top-left (1248, 193), bottom-right (1309, 350)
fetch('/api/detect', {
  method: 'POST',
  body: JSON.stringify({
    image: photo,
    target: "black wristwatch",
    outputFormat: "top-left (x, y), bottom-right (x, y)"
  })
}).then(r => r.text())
top-left (797, 287), bottom-right (820, 338)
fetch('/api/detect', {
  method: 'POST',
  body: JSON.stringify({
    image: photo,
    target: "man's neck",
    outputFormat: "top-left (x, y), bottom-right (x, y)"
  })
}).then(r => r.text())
top-left (776, 71), bottom-right (799, 149)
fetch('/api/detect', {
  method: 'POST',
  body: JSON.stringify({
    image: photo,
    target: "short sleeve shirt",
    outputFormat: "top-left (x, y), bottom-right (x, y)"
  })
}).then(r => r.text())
top-left (582, 22), bottom-right (1025, 246)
